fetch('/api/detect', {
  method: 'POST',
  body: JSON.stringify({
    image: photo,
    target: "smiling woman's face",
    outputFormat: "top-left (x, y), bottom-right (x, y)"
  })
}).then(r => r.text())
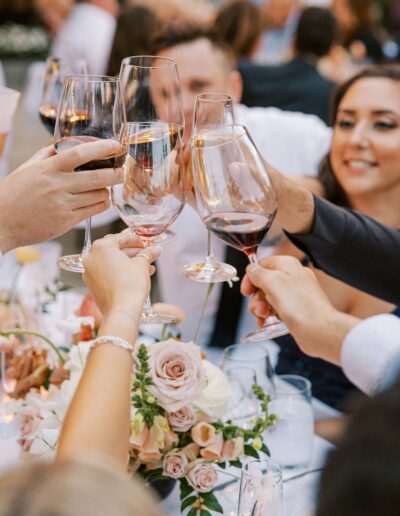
top-left (331, 77), bottom-right (400, 199)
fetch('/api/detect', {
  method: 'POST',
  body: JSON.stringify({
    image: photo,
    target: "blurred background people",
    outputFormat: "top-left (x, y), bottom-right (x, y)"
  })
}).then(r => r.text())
top-left (51, 0), bottom-right (119, 75)
top-left (238, 6), bottom-right (338, 124)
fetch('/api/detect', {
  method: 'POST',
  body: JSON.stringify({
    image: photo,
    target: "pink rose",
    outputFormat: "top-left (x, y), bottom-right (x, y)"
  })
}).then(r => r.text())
top-left (147, 340), bottom-right (206, 412)
top-left (222, 436), bottom-right (244, 461)
top-left (167, 406), bottom-right (197, 432)
top-left (18, 407), bottom-right (41, 439)
top-left (163, 449), bottom-right (189, 479)
top-left (191, 422), bottom-right (216, 447)
top-left (200, 432), bottom-right (224, 460)
top-left (186, 460), bottom-right (217, 493)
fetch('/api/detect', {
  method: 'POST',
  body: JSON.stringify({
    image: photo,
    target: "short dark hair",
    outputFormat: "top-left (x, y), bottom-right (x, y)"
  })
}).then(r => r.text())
top-left (151, 24), bottom-right (235, 69)
top-left (317, 377), bottom-right (400, 516)
top-left (214, 0), bottom-right (263, 59)
top-left (319, 64), bottom-right (400, 207)
top-left (294, 7), bottom-right (338, 58)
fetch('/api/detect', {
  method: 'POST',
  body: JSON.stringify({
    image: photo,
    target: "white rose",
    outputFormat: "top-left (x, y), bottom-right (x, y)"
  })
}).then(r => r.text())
top-left (57, 315), bottom-right (95, 335)
top-left (64, 340), bottom-right (93, 374)
top-left (193, 361), bottom-right (230, 418)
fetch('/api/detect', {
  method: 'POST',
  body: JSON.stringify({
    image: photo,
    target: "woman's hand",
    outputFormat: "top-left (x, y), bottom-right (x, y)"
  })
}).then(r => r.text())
top-left (82, 232), bottom-right (161, 319)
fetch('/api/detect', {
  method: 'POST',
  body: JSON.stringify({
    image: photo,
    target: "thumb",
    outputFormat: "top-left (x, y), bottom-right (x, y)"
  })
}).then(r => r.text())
top-left (246, 263), bottom-right (273, 292)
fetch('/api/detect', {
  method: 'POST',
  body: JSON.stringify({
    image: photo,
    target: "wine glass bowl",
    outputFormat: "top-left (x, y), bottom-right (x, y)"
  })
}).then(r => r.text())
top-left (39, 57), bottom-right (88, 134)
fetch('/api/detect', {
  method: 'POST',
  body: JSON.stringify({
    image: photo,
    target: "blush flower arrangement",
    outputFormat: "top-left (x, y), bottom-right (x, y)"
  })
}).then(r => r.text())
top-left (3, 296), bottom-right (277, 516)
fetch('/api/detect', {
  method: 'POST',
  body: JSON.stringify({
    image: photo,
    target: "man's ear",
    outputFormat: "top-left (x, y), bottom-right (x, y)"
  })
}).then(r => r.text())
top-left (229, 70), bottom-right (243, 103)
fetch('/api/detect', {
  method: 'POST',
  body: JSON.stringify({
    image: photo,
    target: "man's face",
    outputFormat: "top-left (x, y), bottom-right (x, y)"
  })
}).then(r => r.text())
top-left (157, 38), bottom-right (235, 141)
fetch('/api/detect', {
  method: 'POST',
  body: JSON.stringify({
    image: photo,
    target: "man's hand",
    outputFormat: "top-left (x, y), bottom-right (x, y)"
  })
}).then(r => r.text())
top-left (241, 255), bottom-right (359, 365)
top-left (0, 140), bottom-right (122, 253)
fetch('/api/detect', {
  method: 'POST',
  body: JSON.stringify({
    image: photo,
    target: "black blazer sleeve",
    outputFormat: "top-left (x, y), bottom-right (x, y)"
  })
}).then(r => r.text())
top-left (286, 196), bottom-right (400, 305)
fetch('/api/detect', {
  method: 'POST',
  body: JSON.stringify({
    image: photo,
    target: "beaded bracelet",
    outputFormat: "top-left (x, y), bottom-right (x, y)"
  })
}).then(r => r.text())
top-left (91, 335), bottom-right (134, 353)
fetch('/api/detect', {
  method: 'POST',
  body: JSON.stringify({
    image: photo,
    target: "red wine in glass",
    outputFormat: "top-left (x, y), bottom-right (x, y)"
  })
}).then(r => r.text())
top-left (204, 211), bottom-right (276, 257)
top-left (38, 103), bottom-right (58, 133)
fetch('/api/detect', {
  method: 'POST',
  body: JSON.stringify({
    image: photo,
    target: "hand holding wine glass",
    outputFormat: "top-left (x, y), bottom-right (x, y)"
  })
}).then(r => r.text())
top-left (191, 125), bottom-right (289, 342)
top-left (54, 74), bottom-right (126, 273)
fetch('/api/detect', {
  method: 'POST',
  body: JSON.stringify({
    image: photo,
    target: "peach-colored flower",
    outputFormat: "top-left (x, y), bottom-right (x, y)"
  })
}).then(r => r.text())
top-left (186, 460), bottom-right (217, 493)
top-left (200, 432), bottom-right (224, 460)
top-left (191, 421), bottom-right (216, 447)
top-left (139, 427), bottom-right (162, 464)
top-left (163, 449), bottom-right (189, 478)
top-left (182, 443), bottom-right (200, 462)
top-left (163, 430), bottom-right (179, 452)
top-left (221, 436), bottom-right (245, 461)
top-left (76, 293), bottom-right (103, 329)
top-left (147, 339), bottom-right (205, 412)
top-left (167, 405), bottom-right (197, 432)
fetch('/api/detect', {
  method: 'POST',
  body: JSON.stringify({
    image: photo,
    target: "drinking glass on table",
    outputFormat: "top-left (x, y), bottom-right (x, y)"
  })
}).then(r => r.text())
top-left (225, 367), bottom-right (260, 427)
top-left (119, 55), bottom-right (184, 245)
top-left (238, 458), bottom-right (283, 516)
top-left (266, 375), bottom-right (314, 471)
top-left (221, 343), bottom-right (275, 396)
top-left (54, 74), bottom-right (126, 273)
top-left (39, 57), bottom-right (88, 134)
top-left (0, 87), bottom-right (20, 158)
top-left (183, 92), bottom-right (237, 283)
top-left (191, 124), bottom-right (289, 341)
top-left (111, 121), bottom-right (186, 324)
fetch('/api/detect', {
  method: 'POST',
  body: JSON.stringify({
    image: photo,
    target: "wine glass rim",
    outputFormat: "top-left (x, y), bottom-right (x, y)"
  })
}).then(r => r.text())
top-left (243, 458), bottom-right (282, 479)
top-left (121, 55), bottom-right (178, 69)
top-left (275, 374), bottom-right (312, 397)
top-left (46, 56), bottom-right (87, 65)
top-left (63, 74), bottom-right (120, 83)
top-left (195, 92), bottom-right (233, 102)
top-left (222, 343), bottom-right (269, 361)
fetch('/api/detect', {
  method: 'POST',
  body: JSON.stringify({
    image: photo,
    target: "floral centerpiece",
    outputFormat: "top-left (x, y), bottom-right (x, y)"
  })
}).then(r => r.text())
top-left (2, 298), bottom-right (276, 515)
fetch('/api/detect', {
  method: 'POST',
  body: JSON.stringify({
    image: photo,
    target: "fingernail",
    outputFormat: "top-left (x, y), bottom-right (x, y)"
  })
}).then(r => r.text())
top-left (248, 263), bottom-right (260, 273)
top-left (152, 245), bottom-right (162, 258)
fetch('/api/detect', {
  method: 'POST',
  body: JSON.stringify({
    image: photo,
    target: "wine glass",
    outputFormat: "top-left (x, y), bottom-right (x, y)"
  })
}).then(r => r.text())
top-left (191, 124), bottom-right (289, 341)
top-left (39, 57), bottom-right (88, 134)
top-left (112, 121), bottom-right (186, 324)
top-left (119, 55), bottom-right (184, 246)
top-left (238, 459), bottom-right (283, 516)
top-left (54, 74), bottom-right (126, 273)
top-left (183, 92), bottom-right (237, 283)
top-left (0, 87), bottom-right (20, 158)
top-left (224, 367), bottom-right (260, 426)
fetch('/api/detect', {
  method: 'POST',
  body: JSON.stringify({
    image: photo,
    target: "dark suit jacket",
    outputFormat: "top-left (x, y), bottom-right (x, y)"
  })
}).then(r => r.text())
top-left (287, 196), bottom-right (400, 305)
top-left (239, 57), bottom-right (336, 124)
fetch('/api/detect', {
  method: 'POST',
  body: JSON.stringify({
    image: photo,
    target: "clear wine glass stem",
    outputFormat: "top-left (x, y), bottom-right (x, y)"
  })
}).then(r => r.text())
top-left (204, 230), bottom-right (217, 268)
top-left (141, 237), bottom-right (155, 318)
top-left (82, 217), bottom-right (92, 255)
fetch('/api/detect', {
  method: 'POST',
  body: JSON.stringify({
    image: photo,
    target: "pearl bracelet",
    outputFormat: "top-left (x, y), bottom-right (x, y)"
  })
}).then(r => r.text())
top-left (91, 335), bottom-right (134, 354)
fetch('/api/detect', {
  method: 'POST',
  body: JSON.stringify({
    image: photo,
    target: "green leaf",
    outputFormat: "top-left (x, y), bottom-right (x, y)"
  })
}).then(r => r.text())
top-left (244, 445), bottom-right (260, 459)
top-left (261, 443), bottom-right (270, 456)
top-left (229, 459), bottom-right (242, 469)
top-left (187, 508), bottom-right (198, 516)
top-left (216, 462), bottom-right (226, 469)
top-left (201, 492), bottom-right (223, 513)
top-left (180, 478), bottom-right (193, 500)
top-left (181, 495), bottom-right (198, 511)
top-left (200, 510), bottom-right (212, 516)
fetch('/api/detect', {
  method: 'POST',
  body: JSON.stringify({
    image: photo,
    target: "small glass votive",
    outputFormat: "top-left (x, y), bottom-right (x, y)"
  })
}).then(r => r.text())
top-left (265, 374), bottom-right (314, 471)
top-left (238, 458), bottom-right (283, 516)
top-left (0, 87), bottom-right (20, 157)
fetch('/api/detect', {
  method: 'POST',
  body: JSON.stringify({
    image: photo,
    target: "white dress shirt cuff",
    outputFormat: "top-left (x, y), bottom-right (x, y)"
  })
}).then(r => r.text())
top-left (341, 314), bottom-right (400, 396)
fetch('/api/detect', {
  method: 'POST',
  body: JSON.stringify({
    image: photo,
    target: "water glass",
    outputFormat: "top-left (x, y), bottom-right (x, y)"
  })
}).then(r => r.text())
top-left (225, 367), bottom-right (259, 426)
top-left (221, 343), bottom-right (275, 396)
top-left (265, 375), bottom-right (314, 471)
top-left (238, 458), bottom-right (283, 516)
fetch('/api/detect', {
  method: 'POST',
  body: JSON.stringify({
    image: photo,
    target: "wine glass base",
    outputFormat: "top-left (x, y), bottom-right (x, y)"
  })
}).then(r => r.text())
top-left (140, 312), bottom-right (177, 325)
top-left (153, 230), bottom-right (176, 246)
top-left (57, 254), bottom-right (84, 273)
top-left (241, 320), bottom-right (289, 343)
top-left (183, 261), bottom-right (237, 283)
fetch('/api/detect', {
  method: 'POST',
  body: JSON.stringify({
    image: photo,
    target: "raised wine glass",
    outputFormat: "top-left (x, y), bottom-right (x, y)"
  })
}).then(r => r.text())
top-left (39, 57), bottom-right (88, 134)
top-left (191, 124), bottom-right (289, 341)
top-left (54, 74), bottom-right (126, 273)
top-left (112, 121), bottom-right (186, 324)
top-left (183, 92), bottom-right (237, 283)
top-left (119, 55), bottom-right (184, 245)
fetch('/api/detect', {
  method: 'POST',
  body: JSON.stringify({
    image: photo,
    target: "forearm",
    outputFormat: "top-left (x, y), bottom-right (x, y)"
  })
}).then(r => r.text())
top-left (271, 170), bottom-right (316, 234)
top-left (57, 299), bottom-right (144, 469)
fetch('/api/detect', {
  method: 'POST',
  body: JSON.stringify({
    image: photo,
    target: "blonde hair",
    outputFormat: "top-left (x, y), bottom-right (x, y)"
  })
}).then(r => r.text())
top-left (0, 459), bottom-right (163, 516)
